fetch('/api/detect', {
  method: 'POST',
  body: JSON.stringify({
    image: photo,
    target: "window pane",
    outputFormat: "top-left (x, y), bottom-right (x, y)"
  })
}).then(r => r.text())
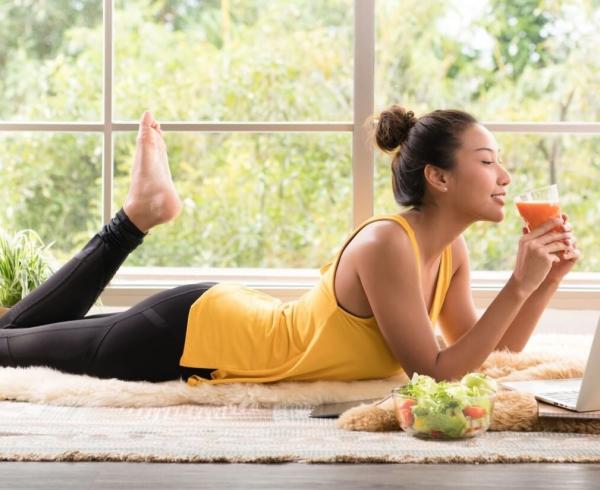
top-left (113, 132), bottom-right (352, 267)
top-left (114, 0), bottom-right (353, 121)
top-left (374, 134), bottom-right (600, 272)
top-left (0, 1), bottom-right (103, 121)
top-left (0, 133), bottom-right (103, 261)
top-left (376, 0), bottom-right (600, 121)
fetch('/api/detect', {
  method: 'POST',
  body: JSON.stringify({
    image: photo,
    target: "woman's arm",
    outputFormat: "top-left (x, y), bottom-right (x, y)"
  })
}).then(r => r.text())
top-left (357, 223), bottom-right (527, 382)
top-left (496, 214), bottom-right (580, 352)
top-left (356, 223), bottom-right (442, 379)
top-left (438, 238), bottom-right (558, 354)
top-left (376, 216), bottom-right (569, 381)
top-left (436, 217), bottom-right (573, 379)
top-left (435, 273), bottom-right (529, 380)
top-left (493, 278), bottom-right (560, 352)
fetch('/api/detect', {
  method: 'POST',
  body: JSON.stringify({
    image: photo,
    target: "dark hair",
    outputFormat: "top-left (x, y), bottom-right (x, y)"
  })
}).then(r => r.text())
top-left (370, 105), bottom-right (478, 208)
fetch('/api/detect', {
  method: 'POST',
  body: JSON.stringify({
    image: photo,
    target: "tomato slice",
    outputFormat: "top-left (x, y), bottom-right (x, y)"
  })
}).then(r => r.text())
top-left (401, 410), bottom-right (414, 427)
top-left (462, 406), bottom-right (486, 418)
top-left (400, 399), bottom-right (417, 409)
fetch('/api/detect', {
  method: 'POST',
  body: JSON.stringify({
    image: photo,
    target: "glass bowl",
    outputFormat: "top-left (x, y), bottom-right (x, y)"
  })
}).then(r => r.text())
top-left (392, 391), bottom-right (496, 440)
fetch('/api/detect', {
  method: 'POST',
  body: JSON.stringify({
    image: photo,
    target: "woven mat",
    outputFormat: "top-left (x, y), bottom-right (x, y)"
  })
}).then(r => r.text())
top-left (2, 401), bottom-right (600, 463)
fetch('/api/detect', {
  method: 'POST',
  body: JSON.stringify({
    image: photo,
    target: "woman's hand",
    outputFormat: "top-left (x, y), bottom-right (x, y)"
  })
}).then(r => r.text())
top-left (535, 213), bottom-right (581, 285)
top-left (511, 216), bottom-right (573, 296)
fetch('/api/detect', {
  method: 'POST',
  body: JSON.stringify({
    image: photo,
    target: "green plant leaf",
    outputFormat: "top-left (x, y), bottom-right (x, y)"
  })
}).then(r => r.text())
top-left (0, 228), bottom-right (55, 308)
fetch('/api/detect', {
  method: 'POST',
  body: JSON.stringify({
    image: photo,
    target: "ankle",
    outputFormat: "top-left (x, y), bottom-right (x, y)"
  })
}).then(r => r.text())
top-left (122, 202), bottom-right (153, 233)
top-left (118, 208), bottom-right (148, 237)
top-left (98, 209), bottom-right (146, 251)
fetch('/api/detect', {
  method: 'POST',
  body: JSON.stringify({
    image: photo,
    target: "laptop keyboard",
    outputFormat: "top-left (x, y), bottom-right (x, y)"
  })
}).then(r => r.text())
top-left (540, 391), bottom-right (579, 405)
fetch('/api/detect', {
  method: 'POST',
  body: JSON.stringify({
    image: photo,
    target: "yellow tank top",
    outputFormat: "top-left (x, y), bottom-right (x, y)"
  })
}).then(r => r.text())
top-left (179, 214), bottom-right (453, 386)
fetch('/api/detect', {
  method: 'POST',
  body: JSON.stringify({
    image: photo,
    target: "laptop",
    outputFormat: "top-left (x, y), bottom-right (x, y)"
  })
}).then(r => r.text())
top-left (500, 316), bottom-right (600, 412)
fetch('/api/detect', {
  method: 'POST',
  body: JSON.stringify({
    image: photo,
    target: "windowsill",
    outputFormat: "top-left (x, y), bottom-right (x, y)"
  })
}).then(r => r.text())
top-left (99, 267), bottom-right (600, 309)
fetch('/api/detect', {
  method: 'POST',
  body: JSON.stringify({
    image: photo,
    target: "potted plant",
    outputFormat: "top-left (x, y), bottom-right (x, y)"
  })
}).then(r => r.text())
top-left (0, 228), bottom-right (55, 315)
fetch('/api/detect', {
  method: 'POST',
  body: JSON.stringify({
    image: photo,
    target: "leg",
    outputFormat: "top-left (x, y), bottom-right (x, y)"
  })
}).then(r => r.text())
top-left (0, 111), bottom-right (182, 330)
top-left (0, 283), bottom-right (217, 382)
top-left (0, 209), bottom-right (146, 329)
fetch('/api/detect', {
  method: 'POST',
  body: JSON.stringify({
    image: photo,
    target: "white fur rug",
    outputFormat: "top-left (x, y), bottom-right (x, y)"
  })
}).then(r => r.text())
top-left (0, 333), bottom-right (591, 409)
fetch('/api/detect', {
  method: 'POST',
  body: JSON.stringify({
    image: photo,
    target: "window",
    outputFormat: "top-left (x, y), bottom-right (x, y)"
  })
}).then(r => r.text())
top-left (114, 0), bottom-right (353, 122)
top-left (375, 0), bottom-right (600, 273)
top-left (113, 132), bottom-right (353, 267)
top-left (0, 133), bottom-right (102, 262)
top-left (1, 0), bottom-right (356, 268)
top-left (0, 1), bottom-right (103, 121)
top-left (1, 0), bottom-right (599, 308)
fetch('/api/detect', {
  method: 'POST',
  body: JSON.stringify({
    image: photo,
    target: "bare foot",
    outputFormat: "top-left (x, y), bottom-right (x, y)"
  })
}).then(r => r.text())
top-left (123, 111), bottom-right (182, 232)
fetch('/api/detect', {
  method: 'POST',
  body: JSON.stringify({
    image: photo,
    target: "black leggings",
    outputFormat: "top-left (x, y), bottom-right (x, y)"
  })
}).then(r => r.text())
top-left (0, 209), bottom-right (217, 382)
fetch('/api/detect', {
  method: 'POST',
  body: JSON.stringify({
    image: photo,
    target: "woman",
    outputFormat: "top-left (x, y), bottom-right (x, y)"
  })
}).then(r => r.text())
top-left (0, 109), bottom-right (579, 385)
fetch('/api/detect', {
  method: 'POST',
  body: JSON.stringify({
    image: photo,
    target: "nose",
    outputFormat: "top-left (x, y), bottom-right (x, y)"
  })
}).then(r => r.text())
top-left (498, 163), bottom-right (511, 187)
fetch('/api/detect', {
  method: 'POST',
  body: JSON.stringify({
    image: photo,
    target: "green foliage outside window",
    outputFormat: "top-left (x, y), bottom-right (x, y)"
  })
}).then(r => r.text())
top-left (0, 0), bottom-right (598, 271)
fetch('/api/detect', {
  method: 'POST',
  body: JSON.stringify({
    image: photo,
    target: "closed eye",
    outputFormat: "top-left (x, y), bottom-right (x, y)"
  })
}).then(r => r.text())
top-left (482, 160), bottom-right (494, 165)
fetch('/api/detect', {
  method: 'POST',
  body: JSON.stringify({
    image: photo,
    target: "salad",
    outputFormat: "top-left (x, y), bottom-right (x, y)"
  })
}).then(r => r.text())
top-left (393, 372), bottom-right (497, 439)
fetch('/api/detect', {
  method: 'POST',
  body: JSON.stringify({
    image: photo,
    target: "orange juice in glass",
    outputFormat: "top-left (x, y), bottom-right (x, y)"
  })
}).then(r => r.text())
top-left (515, 184), bottom-right (562, 232)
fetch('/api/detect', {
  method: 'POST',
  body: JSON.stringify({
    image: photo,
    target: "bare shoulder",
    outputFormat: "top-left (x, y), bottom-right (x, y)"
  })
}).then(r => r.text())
top-left (333, 220), bottom-right (416, 319)
top-left (351, 220), bottom-right (418, 280)
top-left (351, 219), bottom-right (414, 251)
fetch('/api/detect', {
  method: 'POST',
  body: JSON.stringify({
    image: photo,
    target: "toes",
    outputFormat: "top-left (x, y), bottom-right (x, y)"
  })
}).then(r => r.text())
top-left (136, 111), bottom-right (167, 153)
top-left (151, 121), bottom-right (163, 136)
top-left (140, 111), bottom-right (154, 127)
top-left (138, 112), bottom-right (164, 144)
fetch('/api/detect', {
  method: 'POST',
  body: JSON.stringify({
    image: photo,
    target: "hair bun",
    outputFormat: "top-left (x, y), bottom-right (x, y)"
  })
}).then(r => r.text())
top-left (374, 105), bottom-right (417, 153)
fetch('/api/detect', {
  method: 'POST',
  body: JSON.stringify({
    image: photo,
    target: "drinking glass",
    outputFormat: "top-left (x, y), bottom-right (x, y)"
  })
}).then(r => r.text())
top-left (515, 184), bottom-right (562, 232)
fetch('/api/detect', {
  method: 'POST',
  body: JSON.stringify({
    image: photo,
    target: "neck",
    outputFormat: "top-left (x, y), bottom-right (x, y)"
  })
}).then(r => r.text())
top-left (401, 204), bottom-right (472, 266)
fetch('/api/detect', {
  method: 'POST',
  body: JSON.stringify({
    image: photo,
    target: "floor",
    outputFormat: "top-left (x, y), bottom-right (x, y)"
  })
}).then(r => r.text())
top-left (0, 462), bottom-right (599, 489)
top-left (2, 309), bottom-right (595, 488)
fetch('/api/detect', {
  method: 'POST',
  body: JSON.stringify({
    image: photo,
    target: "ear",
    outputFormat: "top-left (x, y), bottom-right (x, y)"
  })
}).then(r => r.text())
top-left (423, 164), bottom-right (449, 193)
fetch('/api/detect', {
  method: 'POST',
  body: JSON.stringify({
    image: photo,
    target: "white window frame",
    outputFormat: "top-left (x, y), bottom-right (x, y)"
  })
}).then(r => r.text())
top-left (1, 0), bottom-right (599, 309)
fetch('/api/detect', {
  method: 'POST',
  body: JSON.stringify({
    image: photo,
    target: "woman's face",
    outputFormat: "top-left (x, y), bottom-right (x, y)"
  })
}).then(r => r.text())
top-left (447, 123), bottom-right (511, 223)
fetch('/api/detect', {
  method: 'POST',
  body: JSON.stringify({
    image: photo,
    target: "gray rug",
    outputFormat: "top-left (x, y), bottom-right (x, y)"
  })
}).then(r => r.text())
top-left (2, 401), bottom-right (600, 463)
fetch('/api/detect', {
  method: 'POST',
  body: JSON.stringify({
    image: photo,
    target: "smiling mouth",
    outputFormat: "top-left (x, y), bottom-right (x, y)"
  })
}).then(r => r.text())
top-left (491, 193), bottom-right (506, 204)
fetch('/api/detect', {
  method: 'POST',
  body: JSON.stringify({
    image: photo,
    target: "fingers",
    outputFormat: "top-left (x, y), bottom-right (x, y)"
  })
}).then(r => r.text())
top-left (544, 235), bottom-right (581, 263)
top-left (561, 240), bottom-right (581, 262)
top-left (523, 215), bottom-right (574, 244)
top-left (537, 229), bottom-right (573, 246)
top-left (521, 226), bottom-right (571, 247)
top-left (525, 217), bottom-right (563, 239)
top-left (563, 247), bottom-right (582, 262)
top-left (543, 240), bottom-right (570, 255)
